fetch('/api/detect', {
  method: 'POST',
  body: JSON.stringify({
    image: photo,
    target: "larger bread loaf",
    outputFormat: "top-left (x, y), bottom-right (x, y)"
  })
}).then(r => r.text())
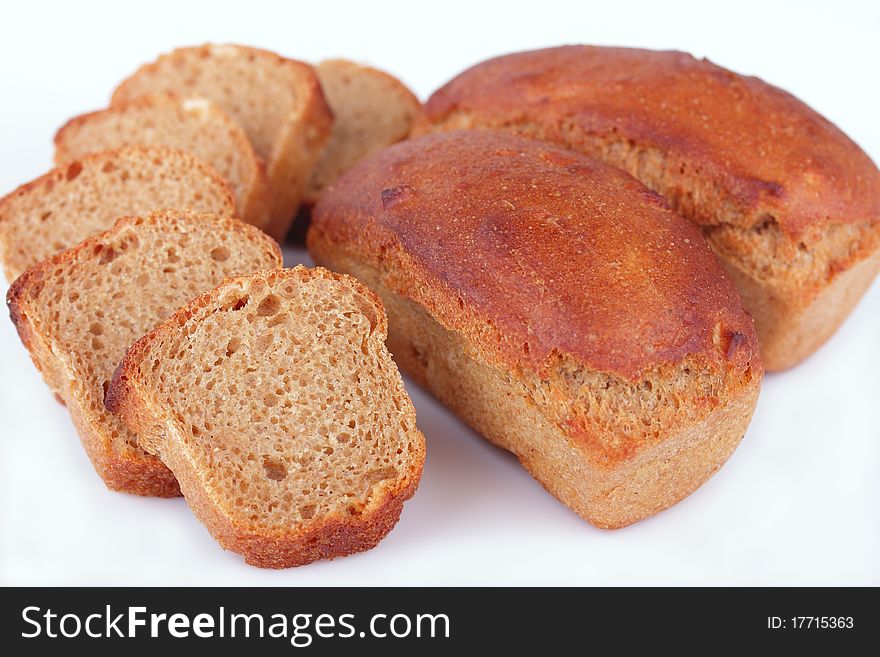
top-left (415, 46), bottom-right (880, 370)
top-left (308, 131), bottom-right (763, 528)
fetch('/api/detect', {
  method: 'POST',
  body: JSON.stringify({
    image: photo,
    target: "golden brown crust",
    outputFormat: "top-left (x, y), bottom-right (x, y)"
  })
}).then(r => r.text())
top-left (6, 225), bottom-right (181, 497)
top-left (7, 212), bottom-right (281, 497)
top-left (106, 266), bottom-right (424, 568)
top-left (416, 46), bottom-right (880, 370)
top-left (309, 131), bottom-right (760, 382)
top-left (418, 45), bottom-right (880, 236)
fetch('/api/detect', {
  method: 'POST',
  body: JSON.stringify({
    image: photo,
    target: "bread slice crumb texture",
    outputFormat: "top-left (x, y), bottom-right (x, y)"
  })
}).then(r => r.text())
top-left (108, 267), bottom-right (425, 566)
top-left (111, 44), bottom-right (333, 238)
top-left (303, 60), bottom-right (420, 203)
top-left (0, 145), bottom-right (237, 281)
top-left (6, 211), bottom-right (282, 496)
top-left (54, 95), bottom-right (270, 230)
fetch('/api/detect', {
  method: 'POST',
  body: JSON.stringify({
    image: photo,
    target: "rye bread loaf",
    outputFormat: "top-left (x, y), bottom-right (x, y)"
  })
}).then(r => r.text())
top-left (0, 145), bottom-right (237, 281)
top-left (6, 211), bottom-right (281, 496)
top-left (112, 44), bottom-right (333, 240)
top-left (308, 131), bottom-right (763, 528)
top-left (54, 95), bottom-right (270, 230)
top-left (415, 46), bottom-right (880, 371)
top-left (106, 266), bottom-right (425, 568)
top-left (302, 60), bottom-right (420, 205)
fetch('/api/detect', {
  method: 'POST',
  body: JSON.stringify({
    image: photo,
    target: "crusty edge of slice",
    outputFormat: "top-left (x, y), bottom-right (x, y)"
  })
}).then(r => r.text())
top-left (53, 94), bottom-right (272, 232)
top-left (6, 211), bottom-right (282, 496)
top-left (261, 69), bottom-right (334, 241)
top-left (105, 266), bottom-right (425, 567)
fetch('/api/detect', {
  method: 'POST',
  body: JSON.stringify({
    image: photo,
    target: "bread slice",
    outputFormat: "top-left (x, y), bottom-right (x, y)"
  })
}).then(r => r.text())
top-left (302, 60), bottom-right (420, 205)
top-left (54, 95), bottom-right (270, 231)
top-left (0, 145), bottom-right (236, 282)
top-left (112, 44), bottom-right (333, 240)
top-left (106, 266), bottom-right (425, 568)
top-left (6, 211), bottom-right (282, 497)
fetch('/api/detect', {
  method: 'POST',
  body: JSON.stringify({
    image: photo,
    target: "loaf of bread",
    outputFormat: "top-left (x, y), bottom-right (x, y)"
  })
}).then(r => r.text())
top-left (415, 46), bottom-right (880, 371)
top-left (7, 211), bottom-right (281, 496)
top-left (0, 145), bottom-right (237, 281)
top-left (309, 131), bottom-right (763, 528)
top-left (54, 95), bottom-right (269, 231)
top-left (106, 266), bottom-right (425, 567)
top-left (302, 60), bottom-right (420, 205)
top-left (112, 44), bottom-right (333, 240)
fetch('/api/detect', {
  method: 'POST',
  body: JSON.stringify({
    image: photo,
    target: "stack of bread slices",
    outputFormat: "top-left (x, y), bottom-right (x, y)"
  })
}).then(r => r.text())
top-left (1, 44), bottom-right (424, 568)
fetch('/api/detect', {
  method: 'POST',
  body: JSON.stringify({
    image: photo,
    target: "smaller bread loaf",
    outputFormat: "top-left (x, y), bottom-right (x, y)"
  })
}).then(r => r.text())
top-left (6, 211), bottom-right (282, 496)
top-left (303, 60), bottom-right (420, 205)
top-left (0, 145), bottom-right (237, 281)
top-left (106, 266), bottom-right (425, 568)
top-left (112, 44), bottom-right (333, 240)
top-left (54, 95), bottom-right (269, 231)
top-left (309, 131), bottom-right (764, 528)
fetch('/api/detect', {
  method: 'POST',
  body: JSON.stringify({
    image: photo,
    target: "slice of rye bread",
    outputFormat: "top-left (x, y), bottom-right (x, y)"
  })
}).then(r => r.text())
top-left (308, 131), bottom-right (764, 528)
top-left (106, 266), bottom-right (425, 568)
top-left (0, 145), bottom-right (237, 282)
top-left (6, 211), bottom-right (282, 497)
top-left (112, 44), bottom-right (333, 241)
top-left (302, 60), bottom-right (420, 205)
top-left (415, 46), bottom-right (880, 371)
top-left (54, 95), bottom-right (270, 231)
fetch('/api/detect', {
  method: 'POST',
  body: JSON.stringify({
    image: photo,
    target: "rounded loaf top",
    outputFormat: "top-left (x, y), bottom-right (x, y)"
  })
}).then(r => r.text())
top-left (421, 45), bottom-right (880, 235)
top-left (310, 130), bottom-right (760, 380)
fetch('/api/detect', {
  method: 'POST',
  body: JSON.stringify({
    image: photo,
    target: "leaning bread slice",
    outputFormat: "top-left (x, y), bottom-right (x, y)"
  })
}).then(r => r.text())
top-left (302, 60), bottom-right (420, 205)
top-left (7, 211), bottom-right (281, 496)
top-left (106, 266), bottom-right (425, 568)
top-left (54, 95), bottom-right (270, 231)
top-left (112, 44), bottom-right (333, 240)
top-left (0, 145), bottom-right (236, 281)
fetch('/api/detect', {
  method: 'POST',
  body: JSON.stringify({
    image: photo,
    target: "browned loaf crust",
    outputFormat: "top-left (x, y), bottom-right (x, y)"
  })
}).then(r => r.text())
top-left (7, 211), bottom-right (282, 496)
top-left (416, 46), bottom-right (880, 370)
top-left (308, 131), bottom-right (763, 528)
top-left (106, 267), bottom-right (425, 567)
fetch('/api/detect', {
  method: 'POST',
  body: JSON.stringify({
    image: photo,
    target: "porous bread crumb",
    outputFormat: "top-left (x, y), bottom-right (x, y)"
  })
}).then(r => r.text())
top-left (54, 95), bottom-right (270, 230)
top-left (107, 266), bottom-right (425, 567)
top-left (112, 44), bottom-right (333, 239)
top-left (0, 145), bottom-right (237, 281)
top-left (6, 210), bottom-right (282, 496)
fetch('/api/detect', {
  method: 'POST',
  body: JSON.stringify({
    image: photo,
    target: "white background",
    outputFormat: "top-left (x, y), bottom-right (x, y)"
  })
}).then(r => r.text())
top-left (1, 0), bottom-right (878, 585)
